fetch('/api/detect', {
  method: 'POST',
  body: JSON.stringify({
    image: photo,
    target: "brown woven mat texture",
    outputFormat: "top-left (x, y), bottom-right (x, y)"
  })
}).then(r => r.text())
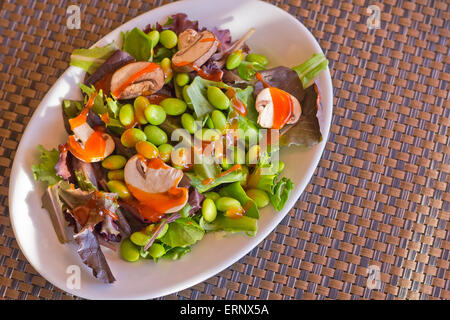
top-left (0, 0), bottom-right (449, 300)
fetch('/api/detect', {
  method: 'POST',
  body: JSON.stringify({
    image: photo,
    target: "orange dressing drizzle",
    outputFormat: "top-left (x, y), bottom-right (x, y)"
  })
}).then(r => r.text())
top-left (112, 62), bottom-right (160, 98)
top-left (72, 191), bottom-right (118, 226)
top-left (224, 207), bottom-right (244, 219)
top-left (226, 87), bottom-right (247, 117)
top-left (201, 164), bottom-right (242, 185)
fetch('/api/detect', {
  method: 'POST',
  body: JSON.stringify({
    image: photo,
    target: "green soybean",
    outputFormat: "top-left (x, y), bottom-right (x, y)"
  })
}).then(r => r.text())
top-left (107, 169), bottom-right (124, 181)
top-left (119, 104), bottom-right (134, 126)
top-left (181, 113), bottom-right (197, 134)
top-left (147, 30), bottom-right (160, 46)
top-left (107, 180), bottom-right (131, 199)
top-left (204, 191), bottom-right (220, 201)
top-left (144, 104), bottom-right (166, 126)
top-left (226, 50), bottom-right (244, 70)
top-left (160, 98), bottom-right (187, 116)
top-left (134, 96), bottom-right (150, 124)
top-left (102, 155), bottom-right (126, 170)
top-left (211, 110), bottom-right (227, 133)
top-left (120, 238), bottom-right (140, 262)
top-left (194, 128), bottom-right (221, 142)
top-left (182, 85), bottom-right (194, 110)
top-left (215, 197), bottom-right (242, 212)
top-left (246, 189), bottom-right (270, 208)
top-left (160, 30), bottom-right (178, 49)
top-left (207, 86), bottom-right (231, 110)
top-left (246, 145), bottom-right (260, 165)
top-left (161, 57), bottom-right (173, 84)
top-left (158, 143), bottom-right (173, 162)
top-left (148, 243), bottom-right (166, 259)
top-left (130, 231), bottom-right (150, 247)
top-left (202, 198), bottom-right (217, 222)
top-left (245, 53), bottom-right (269, 67)
top-left (121, 128), bottom-right (146, 148)
top-left (145, 223), bottom-right (169, 239)
top-left (144, 125), bottom-right (168, 146)
top-left (175, 73), bottom-right (190, 87)
top-left (135, 141), bottom-right (159, 159)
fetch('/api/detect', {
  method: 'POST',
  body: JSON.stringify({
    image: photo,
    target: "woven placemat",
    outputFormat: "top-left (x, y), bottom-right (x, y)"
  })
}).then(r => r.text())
top-left (0, 0), bottom-right (448, 300)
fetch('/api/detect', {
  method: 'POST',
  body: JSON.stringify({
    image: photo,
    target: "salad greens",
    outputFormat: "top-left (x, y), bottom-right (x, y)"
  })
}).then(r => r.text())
top-left (32, 12), bottom-right (328, 283)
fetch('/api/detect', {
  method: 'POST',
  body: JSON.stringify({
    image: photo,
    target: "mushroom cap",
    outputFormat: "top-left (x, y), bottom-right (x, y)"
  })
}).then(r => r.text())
top-left (255, 88), bottom-right (302, 129)
top-left (172, 29), bottom-right (219, 73)
top-left (124, 155), bottom-right (188, 213)
top-left (68, 123), bottom-right (115, 163)
top-left (110, 62), bottom-right (165, 100)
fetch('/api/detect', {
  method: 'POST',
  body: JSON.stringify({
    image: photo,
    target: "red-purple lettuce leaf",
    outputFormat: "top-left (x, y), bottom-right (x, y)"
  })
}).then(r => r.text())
top-left (73, 227), bottom-right (115, 283)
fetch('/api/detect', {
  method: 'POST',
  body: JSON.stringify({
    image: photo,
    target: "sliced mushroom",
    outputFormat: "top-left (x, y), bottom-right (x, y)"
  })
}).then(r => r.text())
top-left (255, 88), bottom-right (302, 129)
top-left (172, 29), bottom-right (219, 72)
top-left (110, 62), bottom-right (165, 100)
top-left (124, 155), bottom-right (188, 214)
top-left (68, 121), bottom-right (115, 163)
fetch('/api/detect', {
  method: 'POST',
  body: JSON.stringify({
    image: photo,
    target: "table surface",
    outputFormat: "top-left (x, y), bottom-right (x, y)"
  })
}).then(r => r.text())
top-left (0, 0), bottom-right (448, 300)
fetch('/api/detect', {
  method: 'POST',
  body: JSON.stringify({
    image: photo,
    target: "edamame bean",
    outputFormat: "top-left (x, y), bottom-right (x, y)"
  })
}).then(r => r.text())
top-left (102, 155), bottom-right (127, 170)
top-left (145, 223), bottom-right (169, 239)
top-left (130, 231), bottom-right (150, 246)
top-left (134, 96), bottom-right (151, 125)
top-left (121, 128), bottom-right (146, 148)
top-left (246, 145), bottom-right (260, 165)
top-left (202, 198), bottom-right (217, 222)
top-left (182, 85), bottom-right (194, 110)
top-left (160, 30), bottom-right (178, 49)
top-left (211, 110), bottom-right (227, 133)
top-left (148, 243), bottom-right (166, 259)
top-left (207, 86), bottom-right (231, 110)
top-left (144, 125), bottom-right (168, 146)
top-left (147, 30), bottom-right (160, 46)
top-left (144, 104), bottom-right (166, 126)
top-left (171, 147), bottom-right (191, 170)
top-left (120, 238), bottom-right (140, 262)
top-left (181, 113), bottom-right (197, 134)
top-left (107, 169), bottom-right (124, 181)
top-left (278, 161), bottom-right (285, 173)
top-left (204, 191), bottom-right (220, 201)
top-left (107, 180), bottom-right (131, 199)
top-left (175, 73), bottom-right (190, 87)
top-left (160, 98), bottom-right (187, 116)
top-left (161, 58), bottom-right (173, 84)
top-left (226, 50), bottom-right (244, 70)
top-left (119, 103), bottom-right (134, 126)
top-left (158, 143), bottom-right (173, 162)
top-left (215, 197), bottom-right (242, 212)
top-left (194, 128), bottom-right (221, 142)
top-left (245, 53), bottom-right (269, 67)
top-left (246, 189), bottom-right (270, 208)
top-left (135, 141), bottom-right (159, 159)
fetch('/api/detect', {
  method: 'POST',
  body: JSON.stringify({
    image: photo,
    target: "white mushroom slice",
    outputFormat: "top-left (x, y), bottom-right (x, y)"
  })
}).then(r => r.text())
top-left (172, 29), bottom-right (219, 73)
top-left (68, 130), bottom-right (115, 163)
top-left (110, 62), bottom-right (165, 100)
top-left (255, 88), bottom-right (302, 129)
top-left (124, 155), bottom-right (188, 213)
top-left (72, 122), bottom-right (94, 146)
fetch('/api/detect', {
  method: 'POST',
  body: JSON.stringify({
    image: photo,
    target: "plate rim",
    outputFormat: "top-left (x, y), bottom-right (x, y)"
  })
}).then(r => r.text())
top-left (9, 0), bottom-right (333, 300)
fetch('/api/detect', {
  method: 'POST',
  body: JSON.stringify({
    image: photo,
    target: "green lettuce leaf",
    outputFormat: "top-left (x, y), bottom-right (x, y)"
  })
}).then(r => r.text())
top-left (122, 27), bottom-right (156, 61)
top-left (292, 53), bottom-right (328, 88)
top-left (32, 145), bottom-right (62, 186)
top-left (200, 215), bottom-right (258, 234)
top-left (162, 246), bottom-right (191, 260)
top-left (186, 166), bottom-right (247, 193)
top-left (186, 76), bottom-right (228, 118)
top-left (270, 177), bottom-right (294, 211)
top-left (75, 171), bottom-right (97, 191)
top-left (159, 218), bottom-right (204, 248)
top-left (234, 85), bottom-right (258, 123)
top-left (70, 42), bottom-right (118, 75)
top-left (219, 182), bottom-right (259, 219)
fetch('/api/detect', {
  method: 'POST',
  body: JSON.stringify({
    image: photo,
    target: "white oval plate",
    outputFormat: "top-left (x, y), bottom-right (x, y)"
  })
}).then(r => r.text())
top-left (9, 0), bottom-right (332, 299)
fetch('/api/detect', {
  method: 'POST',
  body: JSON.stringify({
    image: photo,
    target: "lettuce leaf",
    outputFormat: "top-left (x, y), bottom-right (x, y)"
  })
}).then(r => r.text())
top-left (219, 182), bottom-right (259, 219)
top-left (162, 246), bottom-right (191, 260)
top-left (292, 53), bottom-right (328, 88)
top-left (122, 27), bottom-right (156, 62)
top-left (159, 218), bottom-right (204, 248)
top-left (70, 42), bottom-right (118, 75)
top-left (270, 177), bottom-right (294, 211)
top-left (186, 166), bottom-right (247, 193)
top-left (200, 215), bottom-right (258, 234)
top-left (186, 76), bottom-right (228, 118)
top-left (32, 145), bottom-right (62, 186)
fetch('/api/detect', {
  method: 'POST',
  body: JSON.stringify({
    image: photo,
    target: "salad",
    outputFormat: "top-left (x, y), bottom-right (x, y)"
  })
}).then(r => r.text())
top-left (31, 13), bottom-right (327, 283)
